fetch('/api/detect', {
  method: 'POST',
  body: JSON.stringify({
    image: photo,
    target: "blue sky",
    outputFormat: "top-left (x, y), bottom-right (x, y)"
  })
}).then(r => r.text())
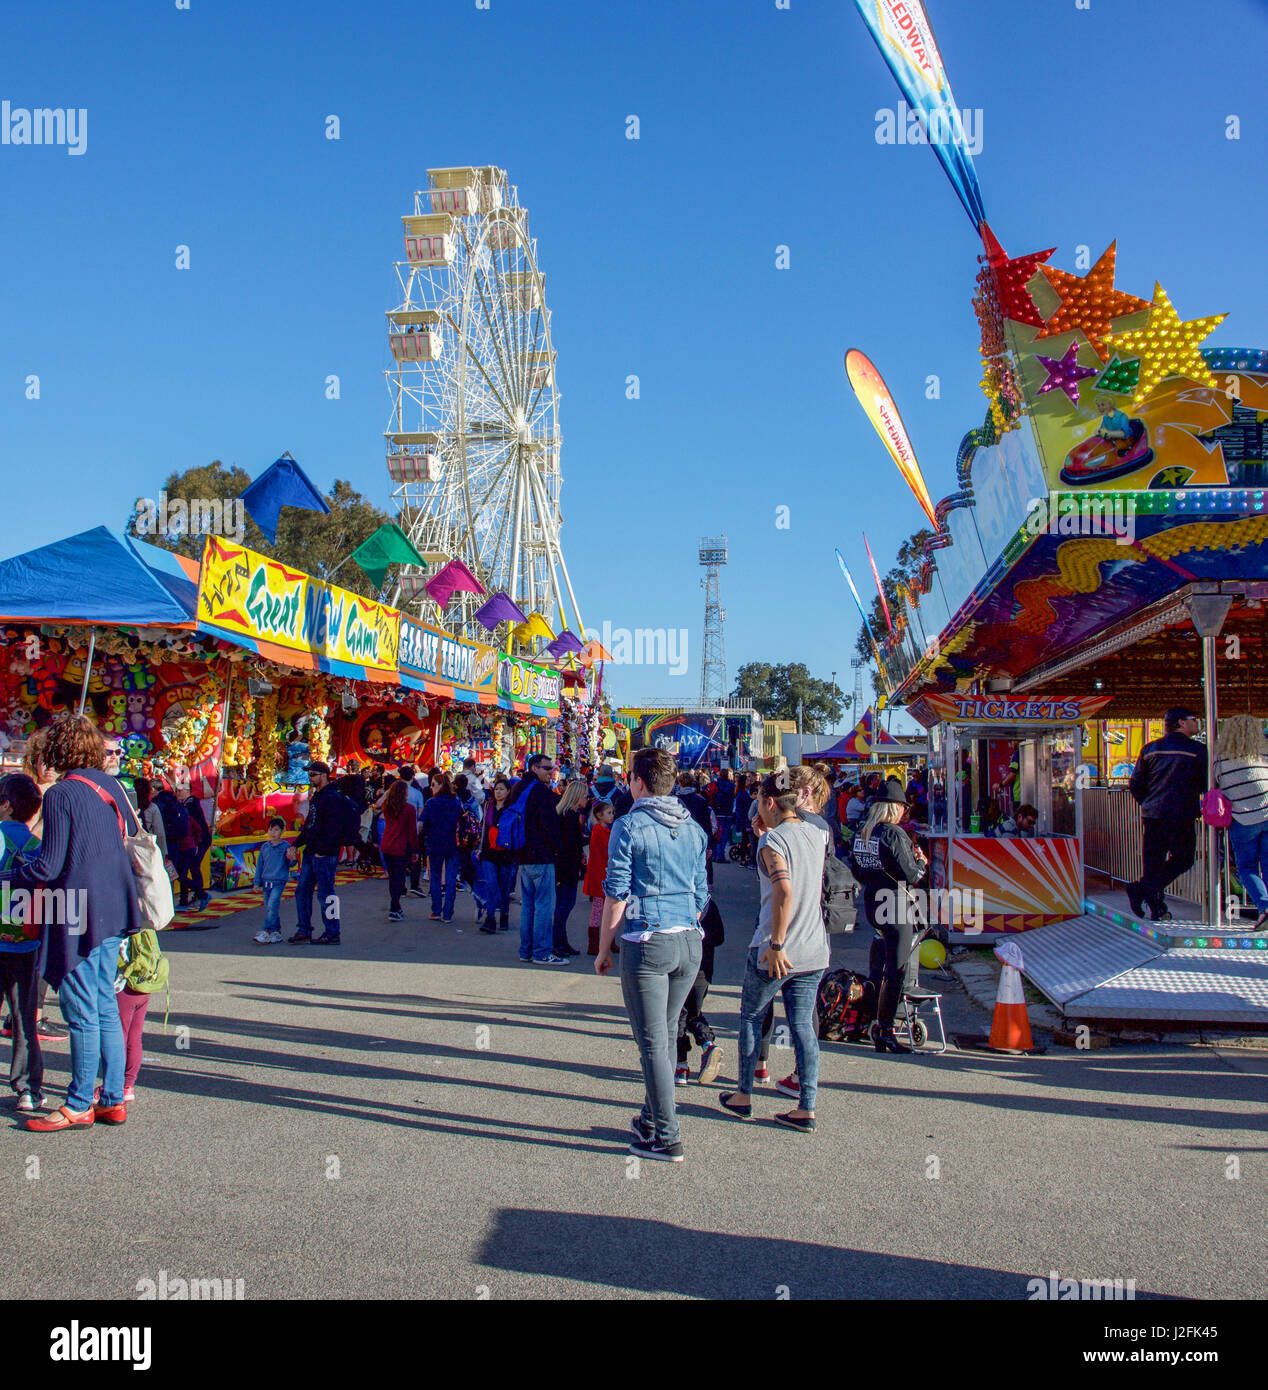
top-left (2, 0), bottom-right (1266, 732)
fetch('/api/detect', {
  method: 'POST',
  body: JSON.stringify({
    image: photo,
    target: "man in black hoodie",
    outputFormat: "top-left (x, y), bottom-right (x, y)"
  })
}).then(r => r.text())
top-left (508, 754), bottom-right (566, 965)
top-left (289, 762), bottom-right (347, 945)
top-left (1127, 706), bottom-right (1207, 922)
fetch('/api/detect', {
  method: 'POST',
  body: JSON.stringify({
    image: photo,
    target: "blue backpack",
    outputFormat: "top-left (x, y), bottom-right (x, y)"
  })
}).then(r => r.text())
top-left (491, 780), bottom-right (535, 853)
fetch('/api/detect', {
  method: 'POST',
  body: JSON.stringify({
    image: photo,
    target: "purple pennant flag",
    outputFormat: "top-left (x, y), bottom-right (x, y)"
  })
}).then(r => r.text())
top-left (424, 558), bottom-right (485, 609)
top-left (474, 592), bottom-right (527, 631)
top-left (545, 629), bottom-right (585, 659)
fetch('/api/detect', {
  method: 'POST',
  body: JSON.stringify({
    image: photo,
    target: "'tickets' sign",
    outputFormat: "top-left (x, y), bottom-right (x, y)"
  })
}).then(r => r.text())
top-left (399, 617), bottom-right (498, 695)
top-left (198, 538), bottom-right (401, 673)
top-left (919, 692), bottom-right (1113, 725)
top-left (498, 657), bottom-right (561, 709)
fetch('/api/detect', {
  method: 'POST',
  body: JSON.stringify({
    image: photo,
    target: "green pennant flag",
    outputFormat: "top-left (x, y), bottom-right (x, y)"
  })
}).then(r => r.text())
top-left (349, 523), bottom-right (428, 591)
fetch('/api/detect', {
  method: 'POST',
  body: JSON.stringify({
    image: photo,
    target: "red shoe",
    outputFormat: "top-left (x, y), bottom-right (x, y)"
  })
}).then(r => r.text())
top-left (25, 1105), bottom-right (94, 1132)
top-left (754, 1065), bottom-right (770, 1083)
top-left (775, 1075), bottom-right (801, 1099)
top-left (93, 1101), bottom-right (127, 1125)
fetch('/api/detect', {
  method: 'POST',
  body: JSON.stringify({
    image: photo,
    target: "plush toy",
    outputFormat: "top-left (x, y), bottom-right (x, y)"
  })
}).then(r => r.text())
top-left (121, 731), bottom-right (152, 763)
top-left (101, 692), bottom-right (129, 734)
top-left (125, 691), bottom-right (155, 733)
top-left (122, 663), bottom-right (157, 692)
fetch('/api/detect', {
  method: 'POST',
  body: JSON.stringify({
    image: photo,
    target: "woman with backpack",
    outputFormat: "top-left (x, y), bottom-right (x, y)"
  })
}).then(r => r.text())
top-left (552, 778), bottom-right (588, 956)
top-left (1213, 715), bottom-right (1268, 930)
top-left (453, 774), bottom-right (482, 893)
top-left (11, 714), bottom-right (142, 1131)
top-left (476, 777), bottom-right (516, 933)
top-left (849, 781), bottom-right (927, 1054)
top-left (420, 771), bottom-right (462, 922)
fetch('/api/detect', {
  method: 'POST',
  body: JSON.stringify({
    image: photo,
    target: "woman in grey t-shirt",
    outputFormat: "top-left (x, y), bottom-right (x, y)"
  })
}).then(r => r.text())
top-left (721, 770), bottom-right (828, 1132)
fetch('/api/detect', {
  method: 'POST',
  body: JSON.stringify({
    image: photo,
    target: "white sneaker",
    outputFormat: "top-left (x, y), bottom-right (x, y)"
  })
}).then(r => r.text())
top-left (254, 929), bottom-right (283, 944)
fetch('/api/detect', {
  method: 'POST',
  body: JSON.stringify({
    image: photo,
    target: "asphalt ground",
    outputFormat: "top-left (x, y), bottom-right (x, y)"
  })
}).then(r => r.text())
top-left (2, 861), bottom-right (1265, 1301)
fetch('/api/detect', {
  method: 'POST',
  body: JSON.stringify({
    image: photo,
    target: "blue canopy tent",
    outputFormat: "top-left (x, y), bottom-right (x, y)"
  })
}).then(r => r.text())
top-left (0, 526), bottom-right (199, 627)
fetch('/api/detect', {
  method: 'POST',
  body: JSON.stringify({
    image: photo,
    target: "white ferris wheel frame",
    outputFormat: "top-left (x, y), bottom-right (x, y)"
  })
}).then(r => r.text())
top-left (384, 175), bottom-right (585, 644)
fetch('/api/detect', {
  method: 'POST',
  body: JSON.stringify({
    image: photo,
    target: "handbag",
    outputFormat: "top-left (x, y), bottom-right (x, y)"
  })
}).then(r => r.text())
top-left (1201, 787), bottom-right (1233, 828)
top-left (66, 776), bottom-right (176, 931)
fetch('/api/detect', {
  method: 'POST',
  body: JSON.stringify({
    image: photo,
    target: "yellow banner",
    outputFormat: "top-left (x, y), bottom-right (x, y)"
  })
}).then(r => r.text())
top-left (198, 538), bottom-right (401, 674)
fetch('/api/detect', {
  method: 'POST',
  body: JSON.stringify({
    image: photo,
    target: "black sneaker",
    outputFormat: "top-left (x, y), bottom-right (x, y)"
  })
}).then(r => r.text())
top-left (34, 1017), bottom-right (68, 1043)
top-left (287, 931), bottom-right (313, 945)
top-left (312, 933), bottom-right (341, 945)
top-left (630, 1114), bottom-right (654, 1143)
top-left (388, 911), bottom-right (403, 922)
top-left (628, 1137), bottom-right (684, 1163)
top-left (1126, 882), bottom-right (1146, 918)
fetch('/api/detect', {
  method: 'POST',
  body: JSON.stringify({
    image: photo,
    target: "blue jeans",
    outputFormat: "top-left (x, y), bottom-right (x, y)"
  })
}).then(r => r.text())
top-left (261, 881), bottom-right (285, 932)
top-left (429, 852), bottom-right (460, 918)
top-left (295, 853), bottom-right (339, 938)
top-left (621, 929), bottom-right (704, 1145)
top-left (713, 814), bottom-right (733, 861)
top-left (519, 863), bottom-right (556, 960)
top-left (553, 879), bottom-right (578, 952)
top-left (737, 948), bottom-right (825, 1111)
top-left (1229, 819), bottom-right (1268, 914)
top-left (57, 935), bottom-right (125, 1112)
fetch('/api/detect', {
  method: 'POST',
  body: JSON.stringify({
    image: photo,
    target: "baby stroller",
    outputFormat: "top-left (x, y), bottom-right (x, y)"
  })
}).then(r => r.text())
top-left (868, 919), bottom-right (948, 1054)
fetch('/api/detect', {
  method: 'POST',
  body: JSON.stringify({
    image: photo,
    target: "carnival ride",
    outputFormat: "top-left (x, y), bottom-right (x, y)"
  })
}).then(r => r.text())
top-left (384, 167), bottom-right (584, 640)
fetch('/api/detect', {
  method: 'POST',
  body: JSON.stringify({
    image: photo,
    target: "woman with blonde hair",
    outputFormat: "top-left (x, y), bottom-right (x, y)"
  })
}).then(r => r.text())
top-left (552, 778), bottom-right (588, 956)
top-left (849, 782), bottom-right (927, 1053)
top-left (1214, 715), bottom-right (1268, 929)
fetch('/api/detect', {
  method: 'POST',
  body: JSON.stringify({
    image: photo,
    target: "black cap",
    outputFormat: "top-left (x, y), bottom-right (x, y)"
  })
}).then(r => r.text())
top-left (305, 760), bottom-right (331, 776)
top-left (1164, 707), bottom-right (1199, 726)
top-left (879, 780), bottom-right (908, 805)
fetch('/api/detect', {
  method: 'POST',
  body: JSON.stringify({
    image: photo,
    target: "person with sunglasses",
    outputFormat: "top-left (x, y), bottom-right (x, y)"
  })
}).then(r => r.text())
top-left (507, 753), bottom-right (568, 966)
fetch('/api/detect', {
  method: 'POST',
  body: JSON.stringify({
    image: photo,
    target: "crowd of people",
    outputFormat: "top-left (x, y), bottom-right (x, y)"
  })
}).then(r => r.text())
top-left (8, 699), bottom-right (1265, 1154)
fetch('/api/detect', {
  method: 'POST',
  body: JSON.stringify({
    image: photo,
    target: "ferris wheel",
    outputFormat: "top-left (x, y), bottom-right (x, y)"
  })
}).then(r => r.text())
top-left (384, 167), bottom-right (585, 642)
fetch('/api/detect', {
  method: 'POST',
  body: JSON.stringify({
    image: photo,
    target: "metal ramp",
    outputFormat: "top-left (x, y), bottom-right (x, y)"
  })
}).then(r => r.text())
top-left (1064, 950), bottom-right (1268, 1024)
top-left (1012, 914), bottom-right (1159, 1006)
top-left (1012, 916), bottom-right (1268, 1025)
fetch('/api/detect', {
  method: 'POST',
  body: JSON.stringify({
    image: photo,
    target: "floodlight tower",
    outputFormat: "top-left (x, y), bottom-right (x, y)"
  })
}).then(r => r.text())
top-left (699, 535), bottom-right (728, 704)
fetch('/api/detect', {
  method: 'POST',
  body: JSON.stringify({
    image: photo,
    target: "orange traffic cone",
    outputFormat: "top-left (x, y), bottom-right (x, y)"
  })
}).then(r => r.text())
top-left (987, 940), bottom-right (1035, 1053)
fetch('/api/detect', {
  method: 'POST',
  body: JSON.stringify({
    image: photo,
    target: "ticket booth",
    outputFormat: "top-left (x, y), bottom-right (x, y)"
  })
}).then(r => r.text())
top-left (915, 692), bottom-right (1111, 937)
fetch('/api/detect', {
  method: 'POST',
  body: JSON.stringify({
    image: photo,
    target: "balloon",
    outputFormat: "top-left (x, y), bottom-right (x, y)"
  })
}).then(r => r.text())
top-left (919, 938), bottom-right (947, 970)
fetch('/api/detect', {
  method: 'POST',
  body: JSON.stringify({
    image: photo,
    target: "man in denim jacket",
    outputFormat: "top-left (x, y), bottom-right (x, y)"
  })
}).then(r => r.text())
top-left (596, 747), bottom-right (709, 1163)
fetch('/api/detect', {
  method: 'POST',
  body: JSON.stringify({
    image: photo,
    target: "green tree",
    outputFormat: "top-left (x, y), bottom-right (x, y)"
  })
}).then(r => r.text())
top-left (129, 461), bottom-right (394, 599)
top-left (731, 661), bottom-right (847, 734)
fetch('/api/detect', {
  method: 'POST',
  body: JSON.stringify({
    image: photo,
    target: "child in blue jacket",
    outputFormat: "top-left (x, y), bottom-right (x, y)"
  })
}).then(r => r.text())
top-left (253, 818), bottom-right (292, 945)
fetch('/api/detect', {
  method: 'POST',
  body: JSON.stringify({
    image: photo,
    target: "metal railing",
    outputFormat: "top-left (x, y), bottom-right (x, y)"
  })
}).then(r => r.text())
top-left (1082, 786), bottom-right (1205, 905)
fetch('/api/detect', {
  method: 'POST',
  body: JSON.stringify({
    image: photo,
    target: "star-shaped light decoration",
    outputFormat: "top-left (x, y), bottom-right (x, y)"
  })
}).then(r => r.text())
top-left (1106, 284), bottom-right (1227, 406)
top-left (1095, 356), bottom-right (1141, 395)
top-left (1035, 341), bottom-right (1099, 405)
top-left (1033, 242), bottom-right (1152, 361)
top-left (978, 223), bottom-right (1056, 328)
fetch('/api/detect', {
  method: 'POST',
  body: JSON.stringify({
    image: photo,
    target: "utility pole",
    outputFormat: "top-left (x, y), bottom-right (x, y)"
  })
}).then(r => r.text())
top-left (698, 535), bottom-right (728, 704)
top-left (831, 670), bottom-right (837, 734)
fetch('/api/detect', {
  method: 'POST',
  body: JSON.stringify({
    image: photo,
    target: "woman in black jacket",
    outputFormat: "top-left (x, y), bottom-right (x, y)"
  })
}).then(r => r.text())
top-left (551, 779), bottom-right (587, 956)
top-left (849, 782), bottom-right (927, 1054)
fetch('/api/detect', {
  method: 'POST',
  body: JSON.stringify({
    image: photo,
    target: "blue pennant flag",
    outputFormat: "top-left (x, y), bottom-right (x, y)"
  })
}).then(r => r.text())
top-left (239, 457), bottom-right (329, 545)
